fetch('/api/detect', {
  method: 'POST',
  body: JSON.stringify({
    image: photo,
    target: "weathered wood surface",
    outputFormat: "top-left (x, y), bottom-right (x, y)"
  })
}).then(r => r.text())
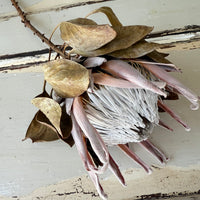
top-left (1, 26), bottom-right (200, 73)
top-left (0, 0), bottom-right (200, 200)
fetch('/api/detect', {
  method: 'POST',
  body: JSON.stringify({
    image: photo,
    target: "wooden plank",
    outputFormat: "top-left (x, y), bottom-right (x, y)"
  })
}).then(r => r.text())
top-left (1, 26), bottom-right (200, 73)
top-left (0, 0), bottom-right (115, 22)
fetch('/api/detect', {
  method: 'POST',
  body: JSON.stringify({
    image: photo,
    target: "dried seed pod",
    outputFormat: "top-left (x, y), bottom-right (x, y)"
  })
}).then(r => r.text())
top-left (43, 59), bottom-right (89, 98)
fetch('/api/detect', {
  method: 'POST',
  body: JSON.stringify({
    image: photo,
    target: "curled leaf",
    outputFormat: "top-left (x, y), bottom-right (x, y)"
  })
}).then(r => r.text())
top-left (31, 97), bottom-right (63, 137)
top-left (60, 21), bottom-right (116, 52)
top-left (43, 59), bottom-right (89, 98)
top-left (109, 40), bottom-right (160, 58)
top-left (83, 25), bottom-right (153, 56)
top-left (68, 18), bottom-right (97, 25)
top-left (23, 110), bottom-right (59, 142)
top-left (85, 6), bottom-right (122, 27)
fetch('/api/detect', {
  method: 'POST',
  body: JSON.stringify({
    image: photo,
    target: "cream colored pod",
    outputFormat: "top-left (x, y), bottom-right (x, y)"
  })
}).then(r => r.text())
top-left (43, 59), bottom-right (90, 98)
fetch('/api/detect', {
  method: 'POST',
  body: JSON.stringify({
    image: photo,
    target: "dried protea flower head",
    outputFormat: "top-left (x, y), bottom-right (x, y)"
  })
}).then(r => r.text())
top-left (26, 6), bottom-right (199, 200)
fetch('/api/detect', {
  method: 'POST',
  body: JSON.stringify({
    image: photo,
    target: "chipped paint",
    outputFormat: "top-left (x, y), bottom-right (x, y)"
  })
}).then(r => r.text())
top-left (1, 166), bottom-right (200, 200)
top-left (1, 26), bottom-right (200, 73)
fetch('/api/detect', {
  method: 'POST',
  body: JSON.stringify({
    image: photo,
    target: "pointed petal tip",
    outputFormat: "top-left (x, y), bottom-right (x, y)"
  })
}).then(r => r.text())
top-left (185, 127), bottom-right (191, 132)
top-left (147, 168), bottom-right (153, 175)
top-left (190, 102), bottom-right (199, 111)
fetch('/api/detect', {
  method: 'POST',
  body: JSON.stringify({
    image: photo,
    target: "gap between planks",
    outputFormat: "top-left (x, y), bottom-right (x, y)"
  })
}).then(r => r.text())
top-left (1, 25), bottom-right (200, 73)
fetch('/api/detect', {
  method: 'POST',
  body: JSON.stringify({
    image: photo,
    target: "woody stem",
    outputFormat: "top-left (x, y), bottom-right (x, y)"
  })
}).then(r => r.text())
top-left (10, 0), bottom-right (68, 59)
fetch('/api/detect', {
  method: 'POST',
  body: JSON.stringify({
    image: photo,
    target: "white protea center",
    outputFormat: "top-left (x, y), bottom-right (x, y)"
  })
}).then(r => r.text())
top-left (85, 86), bottom-right (159, 145)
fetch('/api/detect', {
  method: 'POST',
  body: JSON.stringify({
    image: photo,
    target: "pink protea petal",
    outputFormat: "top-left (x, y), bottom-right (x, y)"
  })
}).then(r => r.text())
top-left (93, 72), bottom-right (166, 89)
top-left (88, 171), bottom-right (108, 200)
top-left (142, 63), bottom-right (199, 110)
top-left (93, 72), bottom-right (140, 88)
top-left (101, 60), bottom-right (167, 97)
top-left (158, 100), bottom-right (190, 131)
top-left (86, 147), bottom-right (108, 199)
top-left (134, 59), bottom-right (181, 72)
top-left (71, 113), bottom-right (125, 199)
top-left (83, 57), bottom-right (107, 68)
top-left (71, 113), bottom-right (98, 172)
top-left (65, 98), bottom-right (74, 115)
top-left (73, 96), bottom-right (109, 171)
top-left (108, 154), bottom-right (126, 186)
top-left (159, 120), bottom-right (174, 132)
top-left (118, 144), bottom-right (152, 174)
top-left (140, 140), bottom-right (168, 164)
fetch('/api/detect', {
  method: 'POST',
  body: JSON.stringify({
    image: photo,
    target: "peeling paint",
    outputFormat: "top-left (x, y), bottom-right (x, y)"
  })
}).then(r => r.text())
top-left (1, 166), bottom-right (200, 200)
top-left (1, 26), bottom-right (200, 73)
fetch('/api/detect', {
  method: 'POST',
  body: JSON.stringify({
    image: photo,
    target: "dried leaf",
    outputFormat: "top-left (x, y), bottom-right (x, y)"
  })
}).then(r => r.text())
top-left (43, 59), bottom-right (89, 98)
top-left (68, 18), bottom-right (97, 25)
top-left (60, 21), bottom-right (116, 52)
top-left (147, 50), bottom-right (174, 64)
top-left (60, 106), bottom-right (72, 139)
top-left (62, 134), bottom-right (74, 147)
top-left (109, 40), bottom-right (160, 58)
top-left (31, 97), bottom-right (63, 137)
top-left (82, 25), bottom-right (153, 56)
top-left (85, 6), bottom-right (122, 27)
top-left (23, 110), bottom-right (59, 142)
top-left (147, 50), bottom-right (180, 72)
top-left (35, 90), bottom-right (50, 98)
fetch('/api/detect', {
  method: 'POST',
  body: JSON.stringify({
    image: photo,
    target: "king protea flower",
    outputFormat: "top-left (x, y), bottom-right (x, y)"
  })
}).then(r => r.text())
top-left (24, 7), bottom-right (199, 200)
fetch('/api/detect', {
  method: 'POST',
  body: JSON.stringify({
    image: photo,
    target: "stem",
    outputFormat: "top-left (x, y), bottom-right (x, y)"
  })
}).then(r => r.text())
top-left (10, 0), bottom-right (68, 59)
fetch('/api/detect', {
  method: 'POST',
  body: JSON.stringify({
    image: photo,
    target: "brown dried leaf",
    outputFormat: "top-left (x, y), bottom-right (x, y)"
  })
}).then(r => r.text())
top-left (31, 97), bottom-right (63, 137)
top-left (147, 50), bottom-right (172, 64)
top-left (23, 110), bottom-right (59, 142)
top-left (43, 59), bottom-right (89, 98)
top-left (147, 50), bottom-right (180, 71)
top-left (62, 134), bottom-right (74, 147)
top-left (85, 6), bottom-right (122, 27)
top-left (68, 18), bottom-right (97, 25)
top-left (60, 106), bottom-right (72, 139)
top-left (60, 21), bottom-right (116, 52)
top-left (35, 90), bottom-right (50, 98)
top-left (80, 25), bottom-right (153, 56)
top-left (56, 105), bottom-right (74, 147)
top-left (109, 40), bottom-right (160, 58)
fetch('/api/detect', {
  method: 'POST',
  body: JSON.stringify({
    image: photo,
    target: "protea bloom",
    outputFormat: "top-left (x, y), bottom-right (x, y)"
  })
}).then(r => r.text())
top-left (25, 7), bottom-right (199, 200)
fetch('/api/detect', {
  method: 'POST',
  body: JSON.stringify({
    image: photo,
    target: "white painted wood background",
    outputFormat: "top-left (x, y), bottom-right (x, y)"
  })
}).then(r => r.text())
top-left (0, 0), bottom-right (200, 199)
